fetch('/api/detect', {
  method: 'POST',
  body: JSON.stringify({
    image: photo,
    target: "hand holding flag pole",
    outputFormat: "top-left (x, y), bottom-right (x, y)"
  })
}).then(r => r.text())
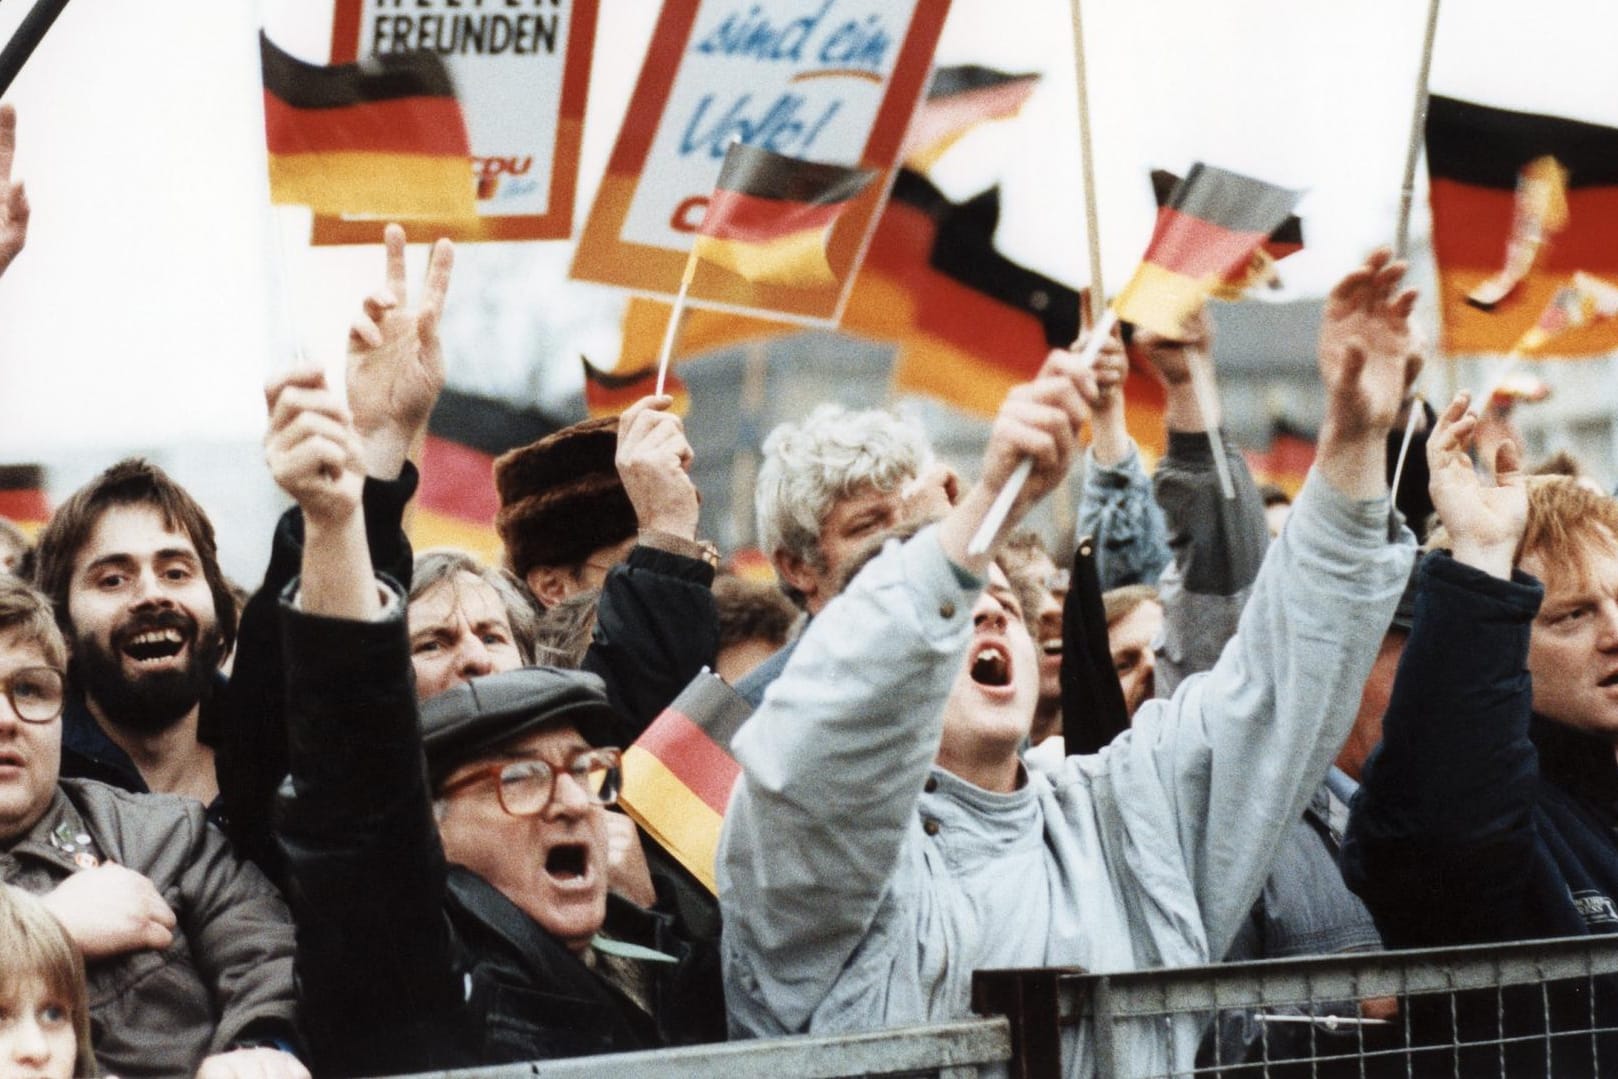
top-left (969, 164), bottom-right (1303, 556)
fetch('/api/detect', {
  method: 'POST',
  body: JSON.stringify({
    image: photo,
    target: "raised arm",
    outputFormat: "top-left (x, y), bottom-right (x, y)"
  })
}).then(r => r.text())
top-left (1342, 393), bottom-right (1539, 946)
top-left (1106, 250), bottom-right (1420, 958)
top-left (1140, 309), bottom-right (1269, 695)
top-left (0, 104), bottom-right (28, 278)
top-left (1077, 335), bottom-right (1171, 589)
top-left (720, 359), bottom-right (1096, 1035)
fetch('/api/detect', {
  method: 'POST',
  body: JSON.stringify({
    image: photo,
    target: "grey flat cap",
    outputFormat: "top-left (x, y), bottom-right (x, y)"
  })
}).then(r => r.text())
top-left (420, 667), bottom-right (621, 787)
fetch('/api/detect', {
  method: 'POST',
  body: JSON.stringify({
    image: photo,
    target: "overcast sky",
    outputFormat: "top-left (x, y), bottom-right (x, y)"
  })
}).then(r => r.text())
top-left (1, 0), bottom-right (1614, 454)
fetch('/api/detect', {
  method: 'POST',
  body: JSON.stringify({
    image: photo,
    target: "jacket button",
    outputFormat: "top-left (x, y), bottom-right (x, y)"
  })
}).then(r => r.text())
top-left (939, 602), bottom-right (956, 619)
top-left (923, 777), bottom-right (938, 793)
top-left (923, 819), bottom-right (941, 836)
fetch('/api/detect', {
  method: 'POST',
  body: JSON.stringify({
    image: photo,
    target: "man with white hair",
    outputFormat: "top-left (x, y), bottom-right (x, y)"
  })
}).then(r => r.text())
top-left (737, 404), bottom-right (955, 705)
top-left (719, 250), bottom-right (1421, 1077)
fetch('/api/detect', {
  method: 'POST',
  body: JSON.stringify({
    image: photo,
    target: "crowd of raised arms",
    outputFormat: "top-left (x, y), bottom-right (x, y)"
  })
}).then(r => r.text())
top-left (3, 97), bottom-right (1618, 1079)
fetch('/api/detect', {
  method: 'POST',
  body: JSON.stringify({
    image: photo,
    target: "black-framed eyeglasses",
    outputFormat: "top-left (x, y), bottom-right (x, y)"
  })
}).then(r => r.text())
top-left (438, 747), bottom-right (622, 818)
top-left (1, 667), bottom-right (65, 724)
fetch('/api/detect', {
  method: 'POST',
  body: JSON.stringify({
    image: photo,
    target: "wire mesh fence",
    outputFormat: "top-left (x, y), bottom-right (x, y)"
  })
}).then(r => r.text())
top-left (975, 934), bottom-right (1618, 1078)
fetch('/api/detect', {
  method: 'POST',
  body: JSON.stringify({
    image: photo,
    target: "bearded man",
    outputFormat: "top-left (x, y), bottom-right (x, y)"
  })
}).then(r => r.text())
top-left (31, 459), bottom-right (235, 807)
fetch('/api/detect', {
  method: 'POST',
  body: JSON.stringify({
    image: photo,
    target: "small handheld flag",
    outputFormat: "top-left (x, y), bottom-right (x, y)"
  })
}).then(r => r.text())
top-left (902, 65), bottom-right (1041, 174)
top-left (1113, 163), bottom-right (1304, 338)
top-left (260, 32), bottom-right (475, 220)
top-left (619, 670), bottom-right (753, 894)
top-left (692, 143), bottom-right (877, 288)
top-left (1149, 168), bottom-right (1304, 299)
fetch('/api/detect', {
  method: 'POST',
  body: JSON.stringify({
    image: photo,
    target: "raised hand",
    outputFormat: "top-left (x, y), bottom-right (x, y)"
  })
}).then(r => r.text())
top-left (1318, 249), bottom-right (1421, 440)
top-left (1427, 391), bottom-right (1527, 580)
top-left (0, 104), bottom-right (30, 278)
top-left (1132, 305), bottom-right (1213, 389)
top-left (616, 395), bottom-right (700, 540)
top-left (941, 359), bottom-right (1091, 569)
top-left (264, 370), bottom-right (366, 530)
top-left (346, 223), bottom-right (454, 479)
top-left (1048, 330), bottom-right (1131, 463)
top-left (40, 863), bottom-right (177, 959)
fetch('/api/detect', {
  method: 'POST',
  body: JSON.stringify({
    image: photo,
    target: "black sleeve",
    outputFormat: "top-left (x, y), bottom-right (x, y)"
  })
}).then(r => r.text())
top-left (583, 544), bottom-right (718, 746)
top-left (216, 466), bottom-right (417, 884)
top-left (275, 587), bottom-right (462, 1073)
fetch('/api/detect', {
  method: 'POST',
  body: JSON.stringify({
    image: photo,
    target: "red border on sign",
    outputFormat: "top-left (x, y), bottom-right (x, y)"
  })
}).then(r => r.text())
top-left (316, 0), bottom-right (599, 244)
top-left (570, 0), bottom-right (950, 324)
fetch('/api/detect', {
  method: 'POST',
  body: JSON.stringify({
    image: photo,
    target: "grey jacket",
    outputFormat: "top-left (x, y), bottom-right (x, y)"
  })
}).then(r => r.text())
top-left (718, 472), bottom-right (1412, 1077)
top-left (2, 780), bottom-right (297, 1077)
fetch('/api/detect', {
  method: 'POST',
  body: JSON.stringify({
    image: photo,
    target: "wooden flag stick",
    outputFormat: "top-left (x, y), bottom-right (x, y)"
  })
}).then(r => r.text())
top-left (1069, 0), bottom-right (1105, 306)
top-left (655, 247), bottom-right (700, 396)
top-left (1188, 351), bottom-right (1236, 500)
top-left (968, 308), bottom-right (1119, 557)
top-left (1394, 0), bottom-right (1442, 259)
top-left (0, 0), bottom-right (74, 98)
top-left (1389, 394), bottom-right (1425, 503)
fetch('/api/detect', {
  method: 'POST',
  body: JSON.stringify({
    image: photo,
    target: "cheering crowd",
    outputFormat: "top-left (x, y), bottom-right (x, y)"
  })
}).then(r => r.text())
top-left (3, 96), bottom-right (1618, 1079)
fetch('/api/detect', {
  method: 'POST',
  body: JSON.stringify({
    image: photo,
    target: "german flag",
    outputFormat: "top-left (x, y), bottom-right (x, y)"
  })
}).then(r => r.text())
top-left (692, 142), bottom-right (876, 287)
top-left (1513, 271), bottom-right (1618, 355)
top-left (1113, 163), bottom-right (1303, 338)
top-left (1149, 168), bottom-right (1303, 298)
top-left (413, 388), bottom-right (561, 564)
top-left (619, 671), bottom-right (753, 894)
top-left (902, 65), bottom-right (1040, 174)
top-left (1427, 95), bottom-right (1618, 356)
top-left (260, 32), bottom-right (475, 219)
top-left (1244, 423), bottom-right (1315, 499)
top-left (581, 357), bottom-right (689, 419)
top-left (0, 464), bottom-right (49, 538)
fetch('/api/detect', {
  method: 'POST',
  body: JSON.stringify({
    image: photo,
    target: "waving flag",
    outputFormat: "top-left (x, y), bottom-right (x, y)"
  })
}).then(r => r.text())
top-left (1149, 168), bottom-right (1303, 298)
top-left (260, 32), bottom-right (475, 219)
top-left (0, 464), bottom-right (49, 536)
top-left (582, 357), bottom-right (689, 419)
top-left (902, 65), bottom-right (1040, 173)
top-left (620, 671), bottom-right (752, 894)
top-left (692, 143), bottom-right (876, 288)
top-left (1427, 95), bottom-right (1618, 355)
top-left (1113, 163), bottom-right (1303, 338)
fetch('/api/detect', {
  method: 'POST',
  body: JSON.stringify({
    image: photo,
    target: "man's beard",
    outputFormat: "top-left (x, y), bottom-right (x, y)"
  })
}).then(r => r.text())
top-left (72, 609), bottom-right (223, 736)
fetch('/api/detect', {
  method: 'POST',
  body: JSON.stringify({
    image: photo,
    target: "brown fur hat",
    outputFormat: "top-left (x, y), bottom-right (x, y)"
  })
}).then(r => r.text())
top-left (493, 416), bottom-right (638, 578)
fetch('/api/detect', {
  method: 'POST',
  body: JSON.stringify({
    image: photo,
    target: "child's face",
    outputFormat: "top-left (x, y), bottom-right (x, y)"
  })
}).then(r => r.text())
top-left (0, 974), bottom-right (76, 1079)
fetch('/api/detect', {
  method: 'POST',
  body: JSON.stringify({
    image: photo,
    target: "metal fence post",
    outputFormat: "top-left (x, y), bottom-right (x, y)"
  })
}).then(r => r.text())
top-left (972, 966), bottom-right (1085, 1079)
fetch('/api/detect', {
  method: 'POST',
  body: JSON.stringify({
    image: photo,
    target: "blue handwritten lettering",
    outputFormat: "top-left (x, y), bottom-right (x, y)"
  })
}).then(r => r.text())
top-left (818, 14), bottom-right (889, 70)
top-left (680, 92), bottom-right (845, 159)
top-left (691, 0), bottom-right (833, 63)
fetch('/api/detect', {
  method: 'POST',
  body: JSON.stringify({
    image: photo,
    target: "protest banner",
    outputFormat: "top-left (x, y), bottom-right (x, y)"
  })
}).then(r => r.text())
top-left (314, 0), bottom-right (598, 244)
top-left (571, 0), bottom-right (949, 324)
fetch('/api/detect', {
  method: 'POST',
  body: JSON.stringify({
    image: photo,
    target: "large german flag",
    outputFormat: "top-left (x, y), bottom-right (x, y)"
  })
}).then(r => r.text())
top-left (1113, 163), bottom-right (1303, 338)
top-left (902, 65), bottom-right (1040, 174)
top-left (619, 671), bottom-right (752, 895)
top-left (692, 143), bottom-right (876, 287)
top-left (581, 357), bottom-right (689, 420)
top-left (413, 388), bottom-right (561, 564)
top-left (1428, 95), bottom-right (1618, 356)
top-left (260, 32), bottom-right (475, 219)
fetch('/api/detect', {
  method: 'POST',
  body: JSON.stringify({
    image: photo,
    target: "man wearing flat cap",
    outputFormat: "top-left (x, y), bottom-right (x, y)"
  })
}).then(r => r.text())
top-left (264, 381), bottom-right (722, 1073)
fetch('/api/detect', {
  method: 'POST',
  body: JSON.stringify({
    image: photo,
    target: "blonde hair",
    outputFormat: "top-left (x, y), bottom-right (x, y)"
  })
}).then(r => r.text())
top-left (1429, 475), bottom-right (1618, 586)
top-left (0, 885), bottom-right (97, 1075)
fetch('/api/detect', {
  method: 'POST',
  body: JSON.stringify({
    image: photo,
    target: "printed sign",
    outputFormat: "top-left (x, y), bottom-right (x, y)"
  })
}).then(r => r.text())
top-left (316, 0), bottom-right (598, 244)
top-left (571, 0), bottom-right (949, 324)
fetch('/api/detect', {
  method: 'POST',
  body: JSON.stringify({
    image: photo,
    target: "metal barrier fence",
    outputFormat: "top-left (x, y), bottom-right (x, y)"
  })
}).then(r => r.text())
top-left (973, 934), bottom-right (1618, 1078)
top-left (390, 936), bottom-right (1618, 1078)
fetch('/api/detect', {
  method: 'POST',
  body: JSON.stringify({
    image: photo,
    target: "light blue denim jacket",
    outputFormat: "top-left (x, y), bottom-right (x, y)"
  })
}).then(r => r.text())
top-left (718, 472), bottom-right (1414, 1077)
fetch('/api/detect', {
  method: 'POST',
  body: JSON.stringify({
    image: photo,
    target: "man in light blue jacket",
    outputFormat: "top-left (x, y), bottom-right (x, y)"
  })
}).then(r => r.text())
top-left (718, 250), bottom-right (1422, 1077)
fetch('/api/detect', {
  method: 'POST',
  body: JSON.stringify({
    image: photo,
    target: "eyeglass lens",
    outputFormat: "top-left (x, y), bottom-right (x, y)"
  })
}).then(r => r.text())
top-left (4, 667), bottom-right (65, 722)
top-left (496, 752), bottom-right (620, 816)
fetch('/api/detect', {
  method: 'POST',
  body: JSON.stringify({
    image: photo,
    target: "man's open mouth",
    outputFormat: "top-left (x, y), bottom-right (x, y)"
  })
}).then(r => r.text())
top-left (970, 643), bottom-right (1012, 688)
top-left (122, 627), bottom-right (186, 665)
top-left (545, 843), bottom-right (590, 883)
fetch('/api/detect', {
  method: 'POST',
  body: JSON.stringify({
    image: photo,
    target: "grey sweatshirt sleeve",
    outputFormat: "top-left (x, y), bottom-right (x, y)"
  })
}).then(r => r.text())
top-left (1092, 469), bottom-right (1413, 962)
top-left (718, 526), bottom-right (976, 1037)
top-left (1078, 442), bottom-right (1171, 589)
top-left (1152, 429), bottom-right (1269, 697)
